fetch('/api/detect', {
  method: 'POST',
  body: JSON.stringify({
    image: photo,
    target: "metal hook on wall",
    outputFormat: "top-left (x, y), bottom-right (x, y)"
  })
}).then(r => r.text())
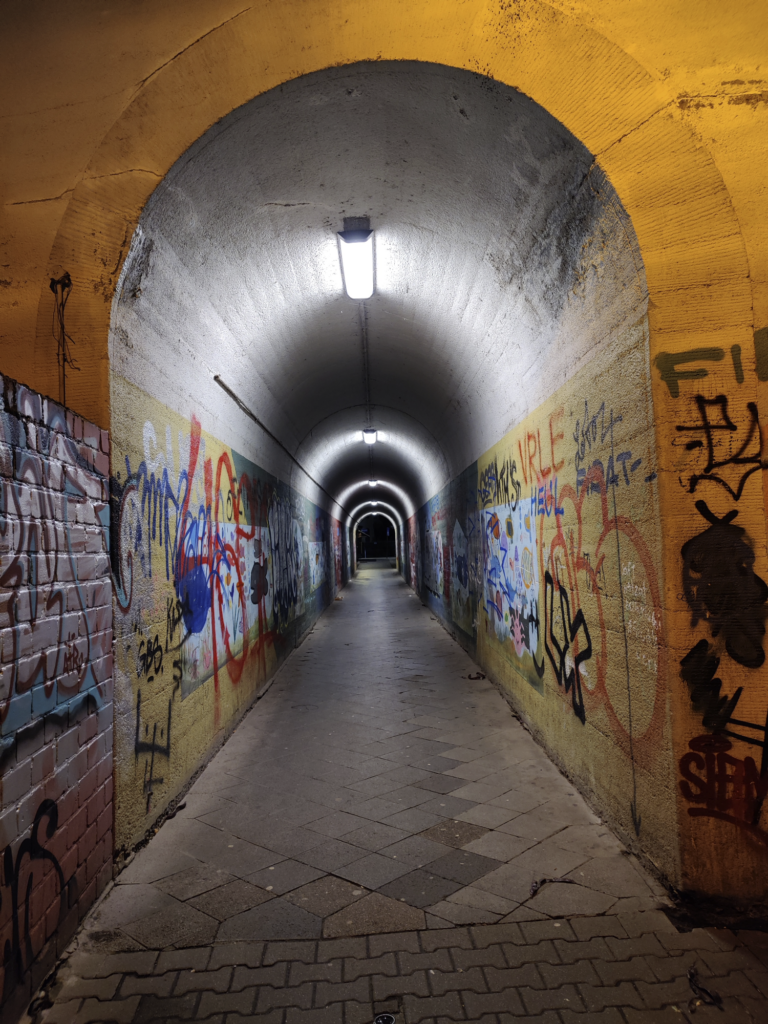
top-left (50, 272), bottom-right (79, 407)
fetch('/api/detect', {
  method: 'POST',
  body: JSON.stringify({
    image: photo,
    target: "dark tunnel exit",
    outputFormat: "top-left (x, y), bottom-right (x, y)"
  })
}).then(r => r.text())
top-left (356, 512), bottom-right (397, 561)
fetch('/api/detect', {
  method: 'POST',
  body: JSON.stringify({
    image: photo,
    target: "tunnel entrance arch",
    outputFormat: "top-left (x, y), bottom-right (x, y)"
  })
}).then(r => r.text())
top-left (38, 5), bottom-right (762, 899)
top-left (348, 501), bottom-right (405, 576)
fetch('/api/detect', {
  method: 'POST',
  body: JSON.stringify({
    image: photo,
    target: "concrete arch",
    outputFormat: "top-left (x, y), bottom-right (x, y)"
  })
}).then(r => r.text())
top-left (354, 510), bottom-right (402, 572)
top-left (349, 499), bottom-right (405, 573)
top-left (6, 2), bottom-right (766, 900)
top-left (293, 405), bottom-right (450, 517)
top-left (31, 0), bottom-right (752, 429)
top-left (334, 480), bottom-right (414, 522)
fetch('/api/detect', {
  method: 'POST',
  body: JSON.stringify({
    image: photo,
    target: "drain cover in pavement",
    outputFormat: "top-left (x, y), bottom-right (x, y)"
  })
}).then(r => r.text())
top-left (374, 1016), bottom-right (396, 1024)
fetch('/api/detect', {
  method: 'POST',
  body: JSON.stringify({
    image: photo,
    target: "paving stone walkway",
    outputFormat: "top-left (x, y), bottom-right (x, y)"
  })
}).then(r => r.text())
top-left (35, 564), bottom-right (768, 1022)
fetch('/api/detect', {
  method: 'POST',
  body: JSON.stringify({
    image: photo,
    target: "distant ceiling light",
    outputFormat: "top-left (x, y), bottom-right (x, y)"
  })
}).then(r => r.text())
top-left (363, 429), bottom-right (377, 445)
top-left (338, 217), bottom-right (374, 300)
top-left (372, 501), bottom-right (379, 506)
top-left (368, 479), bottom-right (378, 487)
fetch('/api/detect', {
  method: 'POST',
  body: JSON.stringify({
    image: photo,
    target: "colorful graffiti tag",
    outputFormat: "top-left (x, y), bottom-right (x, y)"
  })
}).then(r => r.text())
top-left (110, 382), bottom-right (344, 848)
top-left (0, 379), bottom-right (113, 1013)
top-left (408, 329), bottom-right (668, 858)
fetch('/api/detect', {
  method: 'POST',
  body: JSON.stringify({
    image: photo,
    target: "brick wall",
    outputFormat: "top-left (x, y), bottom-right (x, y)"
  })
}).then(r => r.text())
top-left (0, 376), bottom-right (113, 1017)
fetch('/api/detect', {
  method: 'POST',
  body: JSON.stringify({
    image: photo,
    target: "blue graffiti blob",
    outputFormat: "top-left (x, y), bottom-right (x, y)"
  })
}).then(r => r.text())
top-left (177, 565), bottom-right (210, 635)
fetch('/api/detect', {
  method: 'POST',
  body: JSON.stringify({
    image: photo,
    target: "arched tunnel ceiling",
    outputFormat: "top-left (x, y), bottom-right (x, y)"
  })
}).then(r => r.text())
top-left (112, 60), bottom-right (646, 518)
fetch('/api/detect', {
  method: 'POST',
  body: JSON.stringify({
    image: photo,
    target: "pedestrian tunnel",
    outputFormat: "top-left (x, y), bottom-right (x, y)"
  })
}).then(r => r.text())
top-left (4, 50), bottom-right (767, 979)
top-left (102, 55), bottom-right (768, 903)
top-left (108, 59), bottom-right (668, 884)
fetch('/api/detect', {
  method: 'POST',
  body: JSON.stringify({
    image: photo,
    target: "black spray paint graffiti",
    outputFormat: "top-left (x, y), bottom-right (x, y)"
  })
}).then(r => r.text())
top-left (681, 500), bottom-right (768, 669)
top-left (543, 570), bottom-right (591, 725)
top-left (676, 395), bottom-right (766, 501)
top-left (656, 343), bottom-right (756, 398)
top-left (134, 689), bottom-right (175, 813)
top-left (477, 456), bottom-right (522, 510)
top-left (680, 640), bottom-right (743, 733)
top-left (655, 348), bottom-right (725, 398)
top-left (1, 799), bottom-right (73, 1000)
top-left (573, 399), bottom-right (651, 493)
top-left (573, 399), bottom-right (622, 472)
top-left (680, 501), bottom-right (768, 826)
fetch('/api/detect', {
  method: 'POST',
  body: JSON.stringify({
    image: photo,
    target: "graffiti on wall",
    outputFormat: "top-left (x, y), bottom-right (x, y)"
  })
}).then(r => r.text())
top-left (662, 339), bottom-right (768, 853)
top-left (1, 798), bottom-right (74, 1001)
top-left (482, 499), bottom-right (541, 671)
top-left (110, 383), bottom-right (341, 845)
top-left (411, 331), bottom-right (665, 845)
top-left (450, 519), bottom-right (472, 634)
top-left (1, 402), bottom-right (110, 744)
top-left (0, 380), bottom-right (113, 1012)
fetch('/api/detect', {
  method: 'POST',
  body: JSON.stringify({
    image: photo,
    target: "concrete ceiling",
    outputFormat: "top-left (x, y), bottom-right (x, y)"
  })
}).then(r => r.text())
top-left (112, 60), bottom-right (646, 519)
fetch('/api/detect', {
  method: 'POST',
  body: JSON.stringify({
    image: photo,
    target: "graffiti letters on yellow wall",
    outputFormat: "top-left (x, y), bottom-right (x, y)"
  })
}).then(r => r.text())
top-left (110, 386), bottom-right (338, 839)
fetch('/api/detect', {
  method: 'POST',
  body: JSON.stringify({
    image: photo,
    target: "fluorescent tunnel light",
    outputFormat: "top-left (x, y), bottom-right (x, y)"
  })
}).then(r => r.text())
top-left (363, 429), bottom-right (377, 445)
top-left (368, 479), bottom-right (378, 486)
top-left (338, 229), bottom-right (374, 300)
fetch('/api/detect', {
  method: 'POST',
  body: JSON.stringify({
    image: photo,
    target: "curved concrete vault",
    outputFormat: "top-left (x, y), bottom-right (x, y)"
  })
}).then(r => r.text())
top-left (1, 8), bottom-right (768, 1015)
top-left (3, 7), bottom-right (768, 1015)
top-left (111, 61), bottom-right (645, 525)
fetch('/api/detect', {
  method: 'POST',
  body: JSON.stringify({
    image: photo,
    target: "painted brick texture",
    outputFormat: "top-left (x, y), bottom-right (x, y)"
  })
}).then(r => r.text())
top-left (0, 375), bottom-right (113, 1015)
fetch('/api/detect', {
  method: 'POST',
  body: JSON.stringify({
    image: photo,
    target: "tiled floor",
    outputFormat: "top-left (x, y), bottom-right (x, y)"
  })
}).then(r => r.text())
top-left (36, 564), bottom-right (768, 1022)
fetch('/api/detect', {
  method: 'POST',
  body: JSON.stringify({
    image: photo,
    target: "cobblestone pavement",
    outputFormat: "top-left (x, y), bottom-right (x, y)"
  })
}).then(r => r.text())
top-left (33, 564), bottom-right (768, 1022)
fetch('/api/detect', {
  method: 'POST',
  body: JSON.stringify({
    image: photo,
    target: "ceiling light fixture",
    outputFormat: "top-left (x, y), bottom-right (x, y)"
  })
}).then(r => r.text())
top-left (372, 501), bottom-right (379, 506)
top-left (338, 217), bottom-right (374, 300)
top-left (368, 479), bottom-right (378, 487)
top-left (363, 429), bottom-right (377, 445)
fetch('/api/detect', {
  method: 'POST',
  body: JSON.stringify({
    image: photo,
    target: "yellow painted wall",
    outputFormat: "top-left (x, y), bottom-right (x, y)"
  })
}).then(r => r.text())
top-left (475, 314), bottom-right (674, 873)
top-left (110, 378), bottom-right (343, 850)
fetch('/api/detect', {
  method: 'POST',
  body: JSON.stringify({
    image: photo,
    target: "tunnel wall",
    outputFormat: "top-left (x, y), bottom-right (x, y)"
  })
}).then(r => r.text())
top-left (0, 378), bottom-right (113, 1016)
top-left (406, 316), bottom-right (678, 880)
top-left (109, 380), bottom-right (347, 851)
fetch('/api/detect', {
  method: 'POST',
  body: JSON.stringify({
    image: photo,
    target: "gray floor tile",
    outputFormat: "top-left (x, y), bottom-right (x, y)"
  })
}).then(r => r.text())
top-left (462, 828), bottom-right (538, 864)
top-left (488, 788), bottom-right (548, 815)
top-left (419, 819), bottom-right (489, 848)
top-left (188, 879), bottom-right (273, 921)
top-left (378, 868), bottom-right (463, 909)
top-left (304, 810), bottom-right (369, 838)
top-left (381, 807), bottom-right (445, 833)
top-left (295, 838), bottom-right (367, 872)
top-left (415, 795), bottom-right (479, 818)
top-left (343, 821), bottom-right (412, 852)
top-left (247, 859), bottom-right (325, 895)
top-left (155, 863), bottom-right (236, 901)
top-left (411, 773), bottom-right (467, 794)
top-left (426, 848), bottom-right (500, 884)
top-left (344, 796), bottom-right (405, 821)
top-left (284, 876), bottom-right (368, 917)
top-left (335, 852), bottom-right (415, 889)
top-left (121, 900), bottom-right (219, 949)
top-left (217, 896), bottom-right (322, 941)
top-left (497, 805), bottom-right (568, 842)
top-left (345, 774), bottom-right (405, 798)
top-left (378, 834), bottom-right (452, 867)
top-left (262, 827), bottom-right (330, 857)
top-left (380, 785), bottom-right (436, 810)
top-left (381, 765), bottom-right (434, 785)
top-left (455, 804), bottom-right (519, 829)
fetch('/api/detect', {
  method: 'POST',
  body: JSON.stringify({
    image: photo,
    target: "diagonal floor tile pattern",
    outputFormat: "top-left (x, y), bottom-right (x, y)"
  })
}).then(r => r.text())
top-left (38, 562), bottom-right (767, 1022)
